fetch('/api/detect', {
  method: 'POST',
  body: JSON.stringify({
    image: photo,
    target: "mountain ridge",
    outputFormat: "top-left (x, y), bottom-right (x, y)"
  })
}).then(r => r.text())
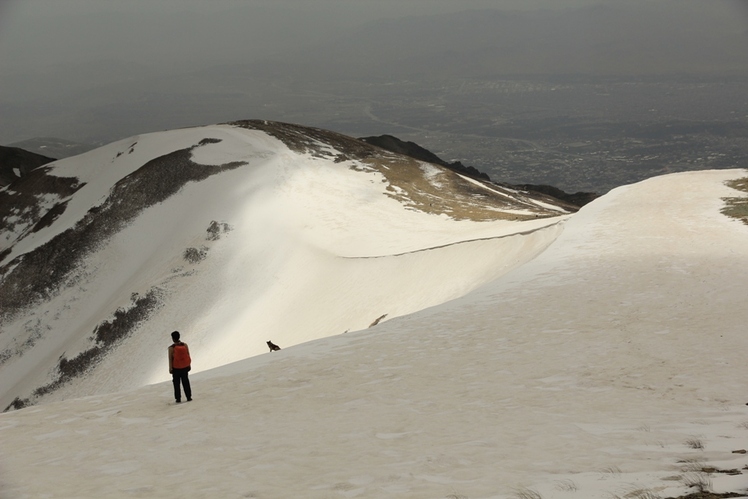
top-left (2, 166), bottom-right (747, 498)
top-left (0, 120), bottom-right (572, 410)
top-left (360, 133), bottom-right (598, 207)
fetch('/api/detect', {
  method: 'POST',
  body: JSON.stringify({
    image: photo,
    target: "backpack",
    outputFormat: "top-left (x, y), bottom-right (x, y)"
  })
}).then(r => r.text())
top-left (172, 343), bottom-right (191, 369)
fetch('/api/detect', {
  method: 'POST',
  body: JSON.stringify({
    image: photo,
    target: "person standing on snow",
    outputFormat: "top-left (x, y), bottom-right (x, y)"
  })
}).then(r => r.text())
top-left (168, 331), bottom-right (192, 403)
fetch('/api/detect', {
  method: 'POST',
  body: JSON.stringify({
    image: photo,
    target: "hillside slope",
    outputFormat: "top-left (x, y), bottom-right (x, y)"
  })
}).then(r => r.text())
top-left (0, 120), bottom-right (571, 410)
top-left (0, 145), bottom-right (55, 187)
top-left (2, 168), bottom-right (747, 498)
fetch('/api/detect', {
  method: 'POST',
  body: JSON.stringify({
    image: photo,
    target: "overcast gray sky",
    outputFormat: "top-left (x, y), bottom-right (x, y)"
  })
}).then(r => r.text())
top-left (3, 0), bottom-right (744, 77)
top-left (0, 0), bottom-right (621, 70)
top-left (0, 0), bottom-right (746, 146)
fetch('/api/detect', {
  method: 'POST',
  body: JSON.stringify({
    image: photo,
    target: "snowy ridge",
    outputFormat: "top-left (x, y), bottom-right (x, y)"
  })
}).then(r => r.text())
top-left (0, 121), bottom-right (571, 411)
top-left (1, 167), bottom-right (747, 498)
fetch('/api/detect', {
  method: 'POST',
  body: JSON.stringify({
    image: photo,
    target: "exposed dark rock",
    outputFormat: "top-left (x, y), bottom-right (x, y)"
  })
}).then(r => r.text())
top-left (30, 200), bottom-right (71, 233)
top-left (360, 135), bottom-right (490, 182)
top-left (5, 397), bottom-right (29, 411)
top-left (512, 183), bottom-right (599, 207)
top-left (0, 145), bottom-right (56, 187)
top-left (666, 492), bottom-right (744, 498)
top-left (183, 247), bottom-right (208, 264)
top-left (369, 314), bottom-right (388, 328)
top-left (232, 120), bottom-right (380, 162)
top-left (360, 135), bottom-right (449, 166)
top-left (206, 220), bottom-right (232, 241)
top-left (0, 165), bottom-right (84, 257)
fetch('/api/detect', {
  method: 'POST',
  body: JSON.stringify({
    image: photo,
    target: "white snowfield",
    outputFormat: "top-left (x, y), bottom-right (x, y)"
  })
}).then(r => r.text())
top-left (0, 124), bottom-right (567, 410)
top-left (2, 127), bottom-right (748, 497)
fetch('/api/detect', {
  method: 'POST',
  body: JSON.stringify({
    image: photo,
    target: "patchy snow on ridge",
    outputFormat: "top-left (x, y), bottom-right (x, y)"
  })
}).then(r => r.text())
top-left (1, 168), bottom-right (747, 498)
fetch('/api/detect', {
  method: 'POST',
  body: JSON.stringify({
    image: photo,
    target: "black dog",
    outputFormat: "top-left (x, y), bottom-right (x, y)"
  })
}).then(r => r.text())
top-left (267, 340), bottom-right (281, 352)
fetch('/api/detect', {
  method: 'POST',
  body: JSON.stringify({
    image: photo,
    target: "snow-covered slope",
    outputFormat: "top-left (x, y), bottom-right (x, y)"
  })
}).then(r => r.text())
top-left (1, 168), bottom-right (747, 498)
top-left (0, 120), bottom-right (571, 411)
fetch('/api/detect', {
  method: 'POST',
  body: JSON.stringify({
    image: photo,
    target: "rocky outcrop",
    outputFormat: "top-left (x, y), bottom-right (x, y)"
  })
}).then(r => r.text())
top-left (360, 135), bottom-right (490, 182)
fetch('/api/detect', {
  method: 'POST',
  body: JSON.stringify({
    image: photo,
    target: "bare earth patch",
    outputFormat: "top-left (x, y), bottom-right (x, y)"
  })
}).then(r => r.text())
top-left (721, 175), bottom-right (748, 225)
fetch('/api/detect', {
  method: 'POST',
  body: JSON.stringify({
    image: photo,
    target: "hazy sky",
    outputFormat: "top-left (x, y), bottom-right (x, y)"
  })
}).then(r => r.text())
top-left (0, 0), bottom-right (620, 70)
top-left (0, 0), bottom-right (746, 146)
top-left (3, 0), bottom-right (745, 77)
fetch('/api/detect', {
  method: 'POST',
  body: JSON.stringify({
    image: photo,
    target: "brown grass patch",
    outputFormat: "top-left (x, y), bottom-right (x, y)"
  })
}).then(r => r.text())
top-left (722, 176), bottom-right (748, 225)
top-left (232, 119), bottom-right (571, 222)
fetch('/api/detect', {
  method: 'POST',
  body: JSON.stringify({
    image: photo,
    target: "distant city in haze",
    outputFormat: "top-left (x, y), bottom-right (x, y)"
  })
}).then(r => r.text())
top-left (1, 0), bottom-right (747, 193)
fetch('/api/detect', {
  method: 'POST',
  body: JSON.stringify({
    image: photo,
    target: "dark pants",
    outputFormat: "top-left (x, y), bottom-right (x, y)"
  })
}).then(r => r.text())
top-left (172, 367), bottom-right (191, 402)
